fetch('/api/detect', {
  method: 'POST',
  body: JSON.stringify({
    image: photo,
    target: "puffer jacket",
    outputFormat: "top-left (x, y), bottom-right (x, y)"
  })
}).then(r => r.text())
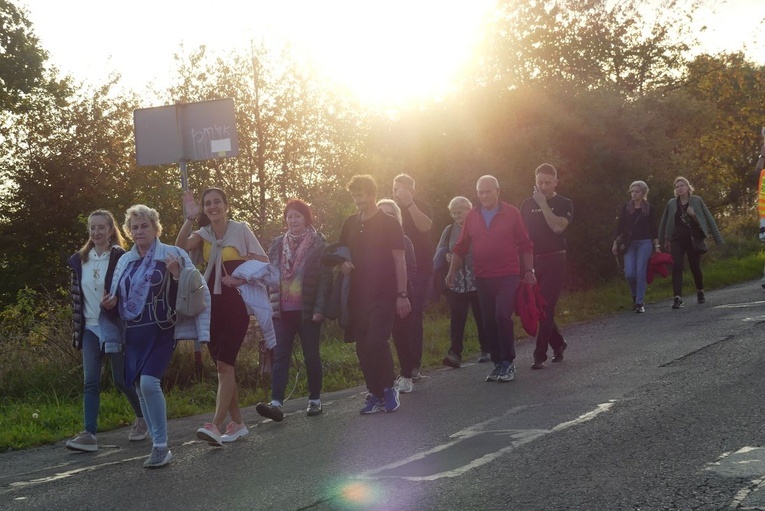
top-left (68, 246), bottom-right (125, 350)
top-left (268, 231), bottom-right (333, 322)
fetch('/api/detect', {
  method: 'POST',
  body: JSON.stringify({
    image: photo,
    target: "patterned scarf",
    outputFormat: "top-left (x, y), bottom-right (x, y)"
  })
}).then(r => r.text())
top-left (281, 226), bottom-right (317, 281)
top-left (119, 238), bottom-right (158, 320)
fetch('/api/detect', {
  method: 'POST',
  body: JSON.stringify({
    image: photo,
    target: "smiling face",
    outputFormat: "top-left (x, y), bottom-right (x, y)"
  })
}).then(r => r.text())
top-left (449, 203), bottom-right (470, 227)
top-left (129, 214), bottom-right (157, 254)
top-left (476, 177), bottom-right (499, 209)
top-left (203, 190), bottom-right (228, 223)
top-left (285, 208), bottom-right (307, 235)
top-left (88, 213), bottom-right (113, 250)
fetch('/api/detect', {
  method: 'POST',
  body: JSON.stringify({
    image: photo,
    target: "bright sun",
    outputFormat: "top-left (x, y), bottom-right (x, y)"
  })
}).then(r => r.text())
top-left (26, 0), bottom-right (495, 108)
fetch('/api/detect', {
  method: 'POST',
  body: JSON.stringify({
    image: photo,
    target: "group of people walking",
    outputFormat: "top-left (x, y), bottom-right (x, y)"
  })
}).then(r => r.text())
top-left (64, 164), bottom-right (724, 469)
top-left (613, 177), bottom-right (723, 312)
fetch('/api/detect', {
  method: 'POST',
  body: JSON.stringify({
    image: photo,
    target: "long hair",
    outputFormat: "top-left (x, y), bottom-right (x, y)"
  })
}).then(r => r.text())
top-left (78, 210), bottom-right (126, 262)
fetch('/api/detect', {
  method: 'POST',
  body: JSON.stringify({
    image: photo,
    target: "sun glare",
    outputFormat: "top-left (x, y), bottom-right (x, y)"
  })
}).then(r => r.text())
top-left (251, 0), bottom-right (495, 107)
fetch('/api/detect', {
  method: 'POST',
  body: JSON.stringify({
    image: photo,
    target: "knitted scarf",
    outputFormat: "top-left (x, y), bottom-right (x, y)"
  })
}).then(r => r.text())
top-left (281, 226), bottom-right (317, 281)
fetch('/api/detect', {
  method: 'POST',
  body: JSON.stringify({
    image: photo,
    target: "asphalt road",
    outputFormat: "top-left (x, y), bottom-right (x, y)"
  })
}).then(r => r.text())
top-left (3, 280), bottom-right (765, 511)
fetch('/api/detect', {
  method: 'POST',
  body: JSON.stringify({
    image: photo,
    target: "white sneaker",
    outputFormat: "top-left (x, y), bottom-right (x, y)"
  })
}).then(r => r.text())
top-left (394, 376), bottom-right (414, 394)
top-left (220, 421), bottom-right (249, 443)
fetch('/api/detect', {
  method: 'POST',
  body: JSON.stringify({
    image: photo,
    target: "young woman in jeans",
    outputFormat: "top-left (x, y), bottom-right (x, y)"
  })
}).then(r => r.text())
top-left (612, 181), bottom-right (660, 313)
top-left (66, 209), bottom-right (147, 452)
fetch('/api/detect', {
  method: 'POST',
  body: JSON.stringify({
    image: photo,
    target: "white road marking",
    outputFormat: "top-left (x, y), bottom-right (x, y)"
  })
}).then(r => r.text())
top-left (358, 400), bottom-right (616, 481)
top-left (715, 301), bottom-right (765, 309)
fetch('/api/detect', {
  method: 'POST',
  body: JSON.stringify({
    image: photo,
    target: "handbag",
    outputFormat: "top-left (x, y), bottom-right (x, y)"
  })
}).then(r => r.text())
top-left (679, 201), bottom-right (709, 254)
top-left (691, 237), bottom-right (708, 254)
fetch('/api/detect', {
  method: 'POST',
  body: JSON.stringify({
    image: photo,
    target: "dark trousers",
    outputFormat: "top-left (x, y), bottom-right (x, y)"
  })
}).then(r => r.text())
top-left (670, 237), bottom-right (704, 296)
top-left (271, 311), bottom-right (323, 403)
top-left (350, 297), bottom-right (396, 397)
top-left (475, 274), bottom-right (519, 364)
top-left (446, 289), bottom-right (489, 357)
top-left (409, 273), bottom-right (432, 369)
top-left (392, 311), bottom-right (415, 378)
top-left (533, 252), bottom-right (567, 363)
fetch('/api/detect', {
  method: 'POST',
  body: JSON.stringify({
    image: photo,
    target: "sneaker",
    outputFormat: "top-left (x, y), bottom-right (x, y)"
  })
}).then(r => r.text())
top-left (196, 422), bottom-right (223, 446)
top-left (128, 417), bottom-right (149, 441)
top-left (442, 352), bottom-right (461, 368)
top-left (531, 360), bottom-right (545, 370)
top-left (552, 341), bottom-right (568, 363)
top-left (411, 367), bottom-right (422, 380)
top-left (635, 304), bottom-right (646, 313)
top-left (486, 363), bottom-right (501, 382)
top-left (360, 393), bottom-right (384, 415)
top-left (256, 402), bottom-right (284, 422)
top-left (307, 401), bottom-right (323, 417)
top-left (697, 291), bottom-right (705, 304)
top-left (221, 421), bottom-right (249, 443)
top-left (383, 386), bottom-right (400, 413)
top-left (478, 352), bottom-right (492, 363)
top-left (394, 376), bottom-right (414, 394)
top-left (65, 431), bottom-right (98, 452)
top-left (672, 297), bottom-right (684, 309)
top-left (498, 362), bottom-right (515, 382)
top-left (143, 446), bottom-right (172, 468)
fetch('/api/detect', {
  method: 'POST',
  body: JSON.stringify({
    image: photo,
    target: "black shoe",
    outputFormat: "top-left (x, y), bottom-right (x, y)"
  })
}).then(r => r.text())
top-left (256, 402), bottom-right (284, 422)
top-left (531, 360), bottom-right (546, 370)
top-left (442, 352), bottom-right (461, 369)
top-left (552, 341), bottom-right (568, 363)
top-left (672, 297), bottom-right (684, 309)
top-left (635, 304), bottom-right (645, 313)
top-left (697, 291), bottom-right (705, 304)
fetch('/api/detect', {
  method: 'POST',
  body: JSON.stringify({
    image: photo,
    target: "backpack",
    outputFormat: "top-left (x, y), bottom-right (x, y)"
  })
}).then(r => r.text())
top-left (176, 266), bottom-right (206, 317)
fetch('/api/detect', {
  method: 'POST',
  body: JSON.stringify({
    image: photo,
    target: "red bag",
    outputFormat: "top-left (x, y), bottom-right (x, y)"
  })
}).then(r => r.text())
top-left (515, 281), bottom-right (546, 337)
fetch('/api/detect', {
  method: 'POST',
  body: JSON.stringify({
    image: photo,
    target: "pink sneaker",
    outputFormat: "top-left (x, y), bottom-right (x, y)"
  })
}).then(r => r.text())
top-left (221, 421), bottom-right (249, 443)
top-left (196, 422), bottom-right (223, 446)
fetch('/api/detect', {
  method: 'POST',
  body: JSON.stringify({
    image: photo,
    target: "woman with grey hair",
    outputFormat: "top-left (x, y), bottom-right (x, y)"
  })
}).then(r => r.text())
top-left (658, 176), bottom-right (723, 309)
top-left (612, 181), bottom-right (659, 313)
top-left (102, 204), bottom-right (210, 468)
top-left (436, 196), bottom-right (490, 366)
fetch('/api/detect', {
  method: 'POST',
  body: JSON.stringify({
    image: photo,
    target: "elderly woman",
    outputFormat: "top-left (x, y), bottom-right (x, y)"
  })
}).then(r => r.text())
top-left (658, 176), bottom-right (724, 309)
top-left (65, 210), bottom-right (147, 452)
top-left (177, 188), bottom-right (268, 445)
top-left (102, 205), bottom-right (210, 468)
top-left (255, 199), bottom-right (332, 422)
top-left (612, 181), bottom-right (659, 313)
top-left (436, 197), bottom-right (489, 368)
top-left (376, 198), bottom-right (418, 394)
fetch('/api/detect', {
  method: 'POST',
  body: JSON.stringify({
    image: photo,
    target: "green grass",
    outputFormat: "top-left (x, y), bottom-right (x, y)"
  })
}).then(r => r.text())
top-left (2, 237), bottom-right (763, 451)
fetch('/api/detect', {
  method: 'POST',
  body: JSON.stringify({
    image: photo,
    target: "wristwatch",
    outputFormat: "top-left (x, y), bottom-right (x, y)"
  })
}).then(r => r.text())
top-left (398, 291), bottom-right (409, 298)
top-left (525, 268), bottom-right (535, 275)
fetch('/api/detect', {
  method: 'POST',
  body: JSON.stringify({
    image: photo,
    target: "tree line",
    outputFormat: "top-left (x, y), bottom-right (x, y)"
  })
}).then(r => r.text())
top-left (1, 0), bottom-right (764, 307)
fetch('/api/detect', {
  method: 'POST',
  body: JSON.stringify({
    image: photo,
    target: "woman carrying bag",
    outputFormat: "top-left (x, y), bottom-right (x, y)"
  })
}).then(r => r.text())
top-left (658, 176), bottom-right (724, 309)
top-left (612, 181), bottom-right (659, 314)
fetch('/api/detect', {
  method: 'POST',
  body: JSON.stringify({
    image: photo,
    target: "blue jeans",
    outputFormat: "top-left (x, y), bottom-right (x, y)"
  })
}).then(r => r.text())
top-left (271, 311), bottom-right (323, 403)
top-left (475, 275), bottom-right (519, 364)
top-left (135, 375), bottom-right (167, 446)
top-left (623, 239), bottom-right (652, 305)
top-left (81, 329), bottom-right (142, 435)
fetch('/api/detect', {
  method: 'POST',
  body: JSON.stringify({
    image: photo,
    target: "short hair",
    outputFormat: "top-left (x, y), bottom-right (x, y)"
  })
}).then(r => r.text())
top-left (673, 176), bottom-right (695, 196)
top-left (123, 204), bottom-right (162, 239)
top-left (448, 196), bottom-right (472, 211)
top-left (535, 163), bottom-right (557, 178)
top-left (78, 209), bottom-right (126, 262)
top-left (377, 199), bottom-right (402, 225)
top-left (393, 173), bottom-right (415, 190)
top-left (476, 175), bottom-right (499, 189)
top-left (346, 174), bottom-right (378, 196)
top-left (628, 180), bottom-right (649, 198)
top-left (284, 198), bottom-right (313, 227)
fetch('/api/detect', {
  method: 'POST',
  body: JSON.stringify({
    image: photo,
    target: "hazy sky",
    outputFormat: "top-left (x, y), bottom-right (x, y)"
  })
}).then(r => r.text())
top-left (19, 0), bottom-right (765, 107)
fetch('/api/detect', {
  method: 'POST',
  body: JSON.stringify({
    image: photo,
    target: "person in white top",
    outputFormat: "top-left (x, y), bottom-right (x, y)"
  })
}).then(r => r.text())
top-left (65, 210), bottom-right (148, 452)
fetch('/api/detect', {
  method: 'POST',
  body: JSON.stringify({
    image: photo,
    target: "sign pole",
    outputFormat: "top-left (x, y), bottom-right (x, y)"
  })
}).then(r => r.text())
top-left (180, 160), bottom-right (189, 191)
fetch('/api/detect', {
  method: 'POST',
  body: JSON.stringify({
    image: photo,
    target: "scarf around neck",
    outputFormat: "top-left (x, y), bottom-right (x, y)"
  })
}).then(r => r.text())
top-left (627, 199), bottom-right (650, 216)
top-left (281, 226), bottom-right (317, 281)
top-left (119, 238), bottom-right (158, 320)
